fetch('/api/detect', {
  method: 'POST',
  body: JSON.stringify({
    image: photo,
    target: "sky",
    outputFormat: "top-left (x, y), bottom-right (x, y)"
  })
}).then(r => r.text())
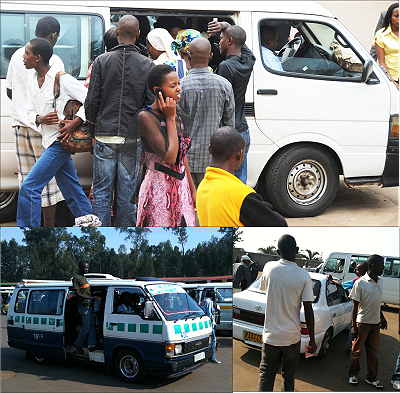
top-left (0, 227), bottom-right (222, 251)
top-left (237, 227), bottom-right (399, 261)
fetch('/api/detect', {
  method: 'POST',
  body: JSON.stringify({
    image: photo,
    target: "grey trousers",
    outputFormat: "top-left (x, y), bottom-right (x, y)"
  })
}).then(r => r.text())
top-left (259, 341), bottom-right (301, 392)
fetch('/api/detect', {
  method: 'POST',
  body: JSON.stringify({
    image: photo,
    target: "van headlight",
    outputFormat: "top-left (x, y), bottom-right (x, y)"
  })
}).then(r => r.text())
top-left (175, 344), bottom-right (183, 355)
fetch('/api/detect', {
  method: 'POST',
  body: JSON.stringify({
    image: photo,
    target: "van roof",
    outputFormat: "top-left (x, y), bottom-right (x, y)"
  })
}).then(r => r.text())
top-left (5, 1), bottom-right (334, 18)
top-left (15, 279), bottom-right (172, 288)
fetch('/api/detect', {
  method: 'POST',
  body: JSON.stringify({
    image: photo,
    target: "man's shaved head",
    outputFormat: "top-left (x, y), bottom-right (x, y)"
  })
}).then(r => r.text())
top-left (117, 15), bottom-right (140, 39)
top-left (277, 234), bottom-right (298, 262)
top-left (188, 37), bottom-right (212, 68)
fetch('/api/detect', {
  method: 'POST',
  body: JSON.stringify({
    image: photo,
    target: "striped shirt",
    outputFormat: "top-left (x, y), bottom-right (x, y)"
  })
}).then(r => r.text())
top-left (261, 46), bottom-right (284, 72)
top-left (180, 67), bottom-right (235, 173)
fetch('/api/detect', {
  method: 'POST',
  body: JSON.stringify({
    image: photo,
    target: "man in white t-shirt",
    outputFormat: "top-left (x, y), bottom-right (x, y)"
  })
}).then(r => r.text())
top-left (348, 254), bottom-right (388, 389)
top-left (258, 234), bottom-right (316, 391)
top-left (6, 16), bottom-right (65, 226)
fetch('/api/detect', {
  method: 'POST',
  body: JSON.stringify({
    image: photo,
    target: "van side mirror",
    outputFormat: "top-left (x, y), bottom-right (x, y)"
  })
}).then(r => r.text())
top-left (144, 301), bottom-right (153, 318)
top-left (361, 60), bottom-right (373, 83)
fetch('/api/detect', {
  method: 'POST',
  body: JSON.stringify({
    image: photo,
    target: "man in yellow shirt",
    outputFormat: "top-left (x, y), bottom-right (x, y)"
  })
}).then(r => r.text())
top-left (196, 126), bottom-right (287, 227)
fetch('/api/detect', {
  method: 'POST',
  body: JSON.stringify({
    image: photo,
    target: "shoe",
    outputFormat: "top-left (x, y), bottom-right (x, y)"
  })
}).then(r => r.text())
top-left (88, 344), bottom-right (103, 352)
top-left (74, 345), bottom-right (84, 354)
top-left (365, 379), bottom-right (383, 389)
top-left (209, 359), bottom-right (221, 364)
top-left (392, 380), bottom-right (400, 390)
top-left (349, 376), bottom-right (358, 385)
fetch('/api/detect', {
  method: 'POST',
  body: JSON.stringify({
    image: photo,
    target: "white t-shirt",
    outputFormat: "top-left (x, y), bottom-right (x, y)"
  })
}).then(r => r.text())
top-left (260, 259), bottom-right (314, 346)
top-left (349, 273), bottom-right (383, 324)
top-left (6, 46), bottom-right (64, 128)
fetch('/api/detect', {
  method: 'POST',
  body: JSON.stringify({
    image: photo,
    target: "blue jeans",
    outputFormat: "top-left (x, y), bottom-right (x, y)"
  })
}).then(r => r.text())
top-left (392, 352), bottom-right (400, 381)
top-left (93, 140), bottom-right (138, 227)
top-left (17, 141), bottom-right (92, 227)
top-left (75, 304), bottom-right (97, 348)
top-left (211, 325), bottom-right (217, 361)
top-left (259, 341), bottom-right (301, 392)
top-left (234, 128), bottom-right (250, 184)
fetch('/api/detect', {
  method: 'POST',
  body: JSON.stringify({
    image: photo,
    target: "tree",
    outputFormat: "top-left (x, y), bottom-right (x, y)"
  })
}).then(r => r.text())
top-left (301, 249), bottom-right (321, 260)
top-left (218, 227), bottom-right (242, 248)
top-left (258, 246), bottom-right (278, 255)
top-left (1, 239), bottom-right (28, 282)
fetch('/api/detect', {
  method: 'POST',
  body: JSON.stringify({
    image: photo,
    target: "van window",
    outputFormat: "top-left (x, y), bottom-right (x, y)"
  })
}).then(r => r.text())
top-left (324, 257), bottom-right (345, 273)
top-left (14, 289), bottom-right (28, 313)
top-left (200, 287), bottom-right (232, 303)
top-left (259, 19), bottom-right (364, 80)
top-left (113, 287), bottom-right (146, 315)
top-left (349, 255), bottom-right (369, 273)
top-left (383, 258), bottom-right (400, 278)
top-left (0, 12), bottom-right (104, 79)
top-left (27, 290), bottom-right (65, 315)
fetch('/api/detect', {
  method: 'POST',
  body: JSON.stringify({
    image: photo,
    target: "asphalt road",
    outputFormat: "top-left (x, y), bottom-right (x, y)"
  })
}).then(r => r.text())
top-left (1, 316), bottom-right (232, 393)
top-left (233, 305), bottom-right (399, 392)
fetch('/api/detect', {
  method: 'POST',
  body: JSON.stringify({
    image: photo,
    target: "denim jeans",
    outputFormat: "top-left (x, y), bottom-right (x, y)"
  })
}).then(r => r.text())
top-left (211, 325), bottom-right (217, 361)
top-left (17, 141), bottom-right (92, 227)
top-left (75, 304), bottom-right (97, 349)
top-left (234, 128), bottom-right (250, 184)
top-left (392, 352), bottom-right (400, 381)
top-left (349, 323), bottom-right (380, 381)
top-left (93, 140), bottom-right (138, 227)
top-left (259, 341), bottom-right (301, 392)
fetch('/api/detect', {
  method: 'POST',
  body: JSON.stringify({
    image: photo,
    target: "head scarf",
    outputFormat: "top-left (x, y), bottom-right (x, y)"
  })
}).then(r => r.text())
top-left (147, 28), bottom-right (179, 63)
top-left (171, 29), bottom-right (203, 56)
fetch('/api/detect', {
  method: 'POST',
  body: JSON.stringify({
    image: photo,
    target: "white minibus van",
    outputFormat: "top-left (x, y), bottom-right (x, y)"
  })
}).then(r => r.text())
top-left (1, 1), bottom-right (398, 221)
top-left (320, 252), bottom-right (399, 305)
top-left (7, 279), bottom-right (213, 383)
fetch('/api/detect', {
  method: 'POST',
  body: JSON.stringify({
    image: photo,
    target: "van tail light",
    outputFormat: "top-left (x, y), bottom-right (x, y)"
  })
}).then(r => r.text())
top-left (390, 114), bottom-right (399, 138)
top-left (233, 307), bottom-right (240, 320)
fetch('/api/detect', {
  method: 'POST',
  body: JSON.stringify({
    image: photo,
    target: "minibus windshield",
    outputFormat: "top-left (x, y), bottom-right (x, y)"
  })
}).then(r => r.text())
top-left (146, 284), bottom-right (204, 321)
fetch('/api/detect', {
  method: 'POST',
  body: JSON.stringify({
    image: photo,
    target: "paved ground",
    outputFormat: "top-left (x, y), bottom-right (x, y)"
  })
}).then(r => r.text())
top-left (1, 315), bottom-right (232, 392)
top-left (233, 305), bottom-right (399, 392)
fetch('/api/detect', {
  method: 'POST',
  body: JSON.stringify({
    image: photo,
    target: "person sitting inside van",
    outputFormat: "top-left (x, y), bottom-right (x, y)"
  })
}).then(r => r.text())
top-left (260, 25), bottom-right (284, 72)
top-left (117, 292), bottom-right (135, 314)
top-left (196, 126), bottom-right (287, 227)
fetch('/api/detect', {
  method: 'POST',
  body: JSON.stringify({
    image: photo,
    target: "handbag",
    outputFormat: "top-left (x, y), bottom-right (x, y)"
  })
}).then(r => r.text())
top-left (53, 71), bottom-right (93, 154)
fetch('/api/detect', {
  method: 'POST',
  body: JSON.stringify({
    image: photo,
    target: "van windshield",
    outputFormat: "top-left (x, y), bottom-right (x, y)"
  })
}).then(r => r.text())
top-left (146, 284), bottom-right (204, 321)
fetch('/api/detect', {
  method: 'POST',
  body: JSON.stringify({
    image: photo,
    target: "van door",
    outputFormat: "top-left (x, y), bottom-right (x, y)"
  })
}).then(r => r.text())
top-left (7, 288), bottom-right (29, 351)
top-left (251, 12), bottom-right (391, 216)
top-left (24, 288), bottom-right (67, 361)
top-left (382, 257), bottom-right (400, 305)
top-left (104, 287), bottom-right (164, 371)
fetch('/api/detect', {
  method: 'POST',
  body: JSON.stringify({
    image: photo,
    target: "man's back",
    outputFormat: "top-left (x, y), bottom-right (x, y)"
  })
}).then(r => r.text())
top-left (180, 68), bottom-right (235, 173)
top-left (85, 44), bottom-right (154, 138)
top-left (233, 261), bottom-right (250, 289)
top-left (260, 259), bottom-right (314, 346)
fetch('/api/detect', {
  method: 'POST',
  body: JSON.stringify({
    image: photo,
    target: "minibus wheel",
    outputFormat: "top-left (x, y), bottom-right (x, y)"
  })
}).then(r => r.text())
top-left (0, 191), bottom-right (18, 223)
top-left (264, 145), bottom-right (339, 217)
top-left (115, 349), bottom-right (146, 383)
top-left (33, 355), bottom-right (49, 365)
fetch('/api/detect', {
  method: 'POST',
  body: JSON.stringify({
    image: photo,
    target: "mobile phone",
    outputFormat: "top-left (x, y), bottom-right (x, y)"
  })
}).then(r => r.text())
top-left (155, 88), bottom-right (166, 101)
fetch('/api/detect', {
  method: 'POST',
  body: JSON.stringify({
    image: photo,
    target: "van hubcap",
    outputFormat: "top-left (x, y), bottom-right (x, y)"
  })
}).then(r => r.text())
top-left (120, 355), bottom-right (139, 378)
top-left (287, 160), bottom-right (327, 205)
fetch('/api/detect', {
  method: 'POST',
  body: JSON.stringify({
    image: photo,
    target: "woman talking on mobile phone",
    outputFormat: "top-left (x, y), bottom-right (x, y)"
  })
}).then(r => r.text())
top-left (136, 64), bottom-right (196, 227)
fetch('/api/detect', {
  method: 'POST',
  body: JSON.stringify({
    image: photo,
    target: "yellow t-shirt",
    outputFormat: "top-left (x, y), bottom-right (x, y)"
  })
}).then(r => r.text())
top-left (373, 25), bottom-right (399, 81)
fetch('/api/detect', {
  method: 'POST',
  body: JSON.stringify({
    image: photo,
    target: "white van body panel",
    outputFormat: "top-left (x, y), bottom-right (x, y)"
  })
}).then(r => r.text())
top-left (320, 253), bottom-right (400, 305)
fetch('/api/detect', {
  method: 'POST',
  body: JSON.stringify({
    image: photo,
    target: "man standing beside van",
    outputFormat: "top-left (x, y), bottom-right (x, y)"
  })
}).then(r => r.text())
top-left (6, 16), bottom-right (64, 226)
top-left (348, 254), bottom-right (387, 389)
top-left (73, 261), bottom-right (101, 354)
top-left (208, 20), bottom-right (256, 184)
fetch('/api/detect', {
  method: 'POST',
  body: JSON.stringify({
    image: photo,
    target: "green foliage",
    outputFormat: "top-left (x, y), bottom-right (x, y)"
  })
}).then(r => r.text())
top-left (258, 246), bottom-right (278, 255)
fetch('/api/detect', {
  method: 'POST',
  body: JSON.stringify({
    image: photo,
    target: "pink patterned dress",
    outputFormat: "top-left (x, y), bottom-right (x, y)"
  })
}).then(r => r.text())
top-left (137, 108), bottom-right (195, 227)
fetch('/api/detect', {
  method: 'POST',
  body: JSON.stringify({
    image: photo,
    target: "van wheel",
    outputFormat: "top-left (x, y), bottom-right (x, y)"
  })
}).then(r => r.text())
top-left (264, 145), bottom-right (339, 217)
top-left (317, 329), bottom-right (333, 360)
top-left (33, 355), bottom-right (49, 365)
top-left (114, 349), bottom-right (146, 383)
top-left (0, 191), bottom-right (18, 223)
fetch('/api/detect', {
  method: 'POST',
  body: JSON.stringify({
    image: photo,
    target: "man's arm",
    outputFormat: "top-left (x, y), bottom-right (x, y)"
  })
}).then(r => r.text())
top-left (221, 86), bottom-right (235, 127)
top-left (143, 63), bottom-right (155, 107)
top-left (380, 308), bottom-right (387, 330)
top-left (303, 301), bottom-right (317, 353)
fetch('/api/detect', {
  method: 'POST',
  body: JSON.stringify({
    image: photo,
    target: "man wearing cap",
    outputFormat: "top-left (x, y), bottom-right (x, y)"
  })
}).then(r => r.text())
top-left (233, 255), bottom-right (251, 293)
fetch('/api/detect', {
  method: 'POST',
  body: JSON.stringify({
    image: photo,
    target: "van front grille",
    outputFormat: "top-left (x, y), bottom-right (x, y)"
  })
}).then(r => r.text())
top-left (183, 337), bottom-right (209, 354)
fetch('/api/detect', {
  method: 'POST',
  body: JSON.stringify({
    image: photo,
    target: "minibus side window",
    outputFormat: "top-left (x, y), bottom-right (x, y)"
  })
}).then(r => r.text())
top-left (1, 12), bottom-right (104, 79)
top-left (384, 258), bottom-right (400, 278)
top-left (216, 288), bottom-right (232, 303)
top-left (14, 289), bottom-right (29, 313)
top-left (259, 19), bottom-right (364, 81)
top-left (27, 290), bottom-right (65, 315)
top-left (113, 288), bottom-right (146, 315)
top-left (349, 255), bottom-right (369, 273)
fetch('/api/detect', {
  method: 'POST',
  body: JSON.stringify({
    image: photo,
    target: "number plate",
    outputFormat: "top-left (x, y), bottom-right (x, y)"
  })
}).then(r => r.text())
top-left (194, 351), bottom-right (205, 362)
top-left (244, 331), bottom-right (262, 343)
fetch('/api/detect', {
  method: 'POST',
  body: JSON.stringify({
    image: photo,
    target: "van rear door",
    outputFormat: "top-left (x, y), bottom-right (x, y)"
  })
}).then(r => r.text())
top-left (24, 287), bottom-right (67, 361)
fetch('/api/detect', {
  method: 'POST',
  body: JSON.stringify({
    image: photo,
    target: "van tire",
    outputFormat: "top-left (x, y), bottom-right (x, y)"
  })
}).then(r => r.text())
top-left (114, 349), bottom-right (147, 383)
top-left (33, 355), bottom-right (49, 365)
top-left (264, 145), bottom-right (339, 217)
top-left (0, 191), bottom-right (18, 223)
